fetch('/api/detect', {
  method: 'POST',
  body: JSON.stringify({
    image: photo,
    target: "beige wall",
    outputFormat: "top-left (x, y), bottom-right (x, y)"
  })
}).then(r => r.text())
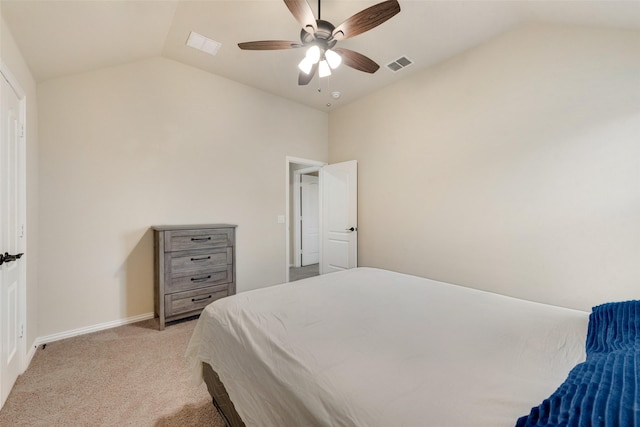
top-left (1, 15), bottom-right (39, 351)
top-left (37, 57), bottom-right (327, 336)
top-left (329, 24), bottom-right (640, 312)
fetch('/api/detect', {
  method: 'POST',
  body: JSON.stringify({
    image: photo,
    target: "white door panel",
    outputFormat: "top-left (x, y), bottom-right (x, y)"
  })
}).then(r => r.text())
top-left (1, 72), bottom-right (24, 409)
top-left (321, 160), bottom-right (357, 274)
top-left (301, 175), bottom-right (319, 266)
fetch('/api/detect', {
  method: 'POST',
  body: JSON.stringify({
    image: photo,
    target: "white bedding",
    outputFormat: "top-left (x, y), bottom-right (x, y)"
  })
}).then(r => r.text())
top-left (186, 267), bottom-right (589, 427)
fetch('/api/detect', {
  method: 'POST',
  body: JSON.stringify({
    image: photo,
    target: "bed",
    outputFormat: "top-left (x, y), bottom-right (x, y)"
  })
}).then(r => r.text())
top-left (186, 267), bottom-right (596, 426)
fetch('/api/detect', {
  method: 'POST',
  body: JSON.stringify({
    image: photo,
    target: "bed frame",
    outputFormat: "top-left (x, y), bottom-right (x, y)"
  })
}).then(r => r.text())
top-left (202, 362), bottom-right (245, 427)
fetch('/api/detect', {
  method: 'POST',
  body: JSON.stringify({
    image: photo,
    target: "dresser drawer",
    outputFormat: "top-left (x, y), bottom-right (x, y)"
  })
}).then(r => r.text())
top-left (166, 265), bottom-right (233, 293)
top-left (167, 247), bottom-right (232, 276)
top-left (165, 228), bottom-right (234, 252)
top-left (165, 285), bottom-right (229, 317)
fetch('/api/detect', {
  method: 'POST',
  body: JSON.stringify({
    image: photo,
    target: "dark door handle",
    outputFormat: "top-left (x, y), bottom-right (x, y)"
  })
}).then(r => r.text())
top-left (0, 252), bottom-right (24, 266)
top-left (346, 227), bottom-right (357, 232)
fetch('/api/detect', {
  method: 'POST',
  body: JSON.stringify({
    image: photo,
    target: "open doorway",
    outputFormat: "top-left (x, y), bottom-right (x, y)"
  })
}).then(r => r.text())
top-left (292, 168), bottom-right (320, 281)
top-left (285, 157), bottom-right (325, 283)
top-left (285, 157), bottom-right (358, 283)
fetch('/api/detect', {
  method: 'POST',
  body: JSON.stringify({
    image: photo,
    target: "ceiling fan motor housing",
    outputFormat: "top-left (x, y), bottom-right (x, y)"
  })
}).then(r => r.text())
top-left (300, 19), bottom-right (338, 50)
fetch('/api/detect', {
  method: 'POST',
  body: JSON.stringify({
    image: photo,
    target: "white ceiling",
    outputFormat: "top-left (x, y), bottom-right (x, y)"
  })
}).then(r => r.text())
top-left (2, 0), bottom-right (640, 111)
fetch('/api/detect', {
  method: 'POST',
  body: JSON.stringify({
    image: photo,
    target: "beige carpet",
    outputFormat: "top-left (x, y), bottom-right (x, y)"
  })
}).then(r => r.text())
top-left (0, 317), bottom-right (225, 427)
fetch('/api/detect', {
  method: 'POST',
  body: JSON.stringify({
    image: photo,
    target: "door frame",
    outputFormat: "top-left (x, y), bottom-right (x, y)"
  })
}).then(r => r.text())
top-left (292, 167), bottom-right (321, 268)
top-left (285, 157), bottom-right (326, 282)
top-left (0, 60), bottom-right (28, 404)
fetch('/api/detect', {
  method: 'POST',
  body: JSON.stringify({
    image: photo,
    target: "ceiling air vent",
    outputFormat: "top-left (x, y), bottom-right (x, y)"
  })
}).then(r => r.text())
top-left (186, 31), bottom-right (222, 56)
top-left (387, 56), bottom-right (413, 72)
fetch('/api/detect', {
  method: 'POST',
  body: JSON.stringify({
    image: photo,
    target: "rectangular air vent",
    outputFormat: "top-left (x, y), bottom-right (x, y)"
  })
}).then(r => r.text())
top-left (387, 56), bottom-right (413, 72)
top-left (186, 31), bottom-right (222, 56)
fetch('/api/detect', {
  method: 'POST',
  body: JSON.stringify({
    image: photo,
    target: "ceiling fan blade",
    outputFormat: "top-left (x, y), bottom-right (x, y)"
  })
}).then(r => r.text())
top-left (284, 0), bottom-right (317, 34)
top-left (298, 63), bottom-right (319, 85)
top-left (332, 0), bottom-right (400, 41)
top-left (238, 40), bottom-right (302, 50)
top-left (333, 48), bottom-right (380, 73)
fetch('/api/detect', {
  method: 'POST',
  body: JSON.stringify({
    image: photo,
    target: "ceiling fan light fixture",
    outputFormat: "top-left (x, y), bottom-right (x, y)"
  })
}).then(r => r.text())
top-left (325, 49), bottom-right (342, 69)
top-left (238, 0), bottom-right (401, 85)
top-left (318, 60), bottom-right (332, 78)
top-left (305, 45), bottom-right (321, 64)
top-left (298, 57), bottom-right (314, 74)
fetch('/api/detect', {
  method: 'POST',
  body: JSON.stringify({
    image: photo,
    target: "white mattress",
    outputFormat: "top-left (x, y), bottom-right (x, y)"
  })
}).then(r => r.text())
top-left (186, 267), bottom-right (589, 427)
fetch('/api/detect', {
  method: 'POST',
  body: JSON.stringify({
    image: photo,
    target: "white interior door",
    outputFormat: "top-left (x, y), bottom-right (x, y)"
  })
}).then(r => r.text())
top-left (301, 175), bottom-right (319, 266)
top-left (0, 72), bottom-right (24, 409)
top-left (320, 160), bottom-right (357, 274)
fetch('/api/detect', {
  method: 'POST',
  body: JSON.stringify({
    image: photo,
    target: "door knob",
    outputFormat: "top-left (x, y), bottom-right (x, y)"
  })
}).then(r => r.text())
top-left (0, 252), bottom-right (24, 266)
top-left (345, 227), bottom-right (357, 232)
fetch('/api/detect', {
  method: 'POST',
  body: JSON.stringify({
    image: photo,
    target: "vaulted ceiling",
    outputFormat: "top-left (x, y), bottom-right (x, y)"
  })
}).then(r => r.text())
top-left (2, 0), bottom-right (640, 111)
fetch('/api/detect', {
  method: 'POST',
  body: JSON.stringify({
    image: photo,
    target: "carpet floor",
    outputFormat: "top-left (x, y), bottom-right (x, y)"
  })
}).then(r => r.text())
top-left (0, 317), bottom-right (224, 427)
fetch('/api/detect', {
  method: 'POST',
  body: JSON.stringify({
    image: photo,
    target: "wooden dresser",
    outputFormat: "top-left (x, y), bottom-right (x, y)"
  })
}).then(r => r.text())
top-left (152, 224), bottom-right (237, 330)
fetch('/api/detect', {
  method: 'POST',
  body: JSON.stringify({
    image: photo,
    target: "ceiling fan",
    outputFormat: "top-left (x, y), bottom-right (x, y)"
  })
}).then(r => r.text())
top-left (238, 0), bottom-right (401, 85)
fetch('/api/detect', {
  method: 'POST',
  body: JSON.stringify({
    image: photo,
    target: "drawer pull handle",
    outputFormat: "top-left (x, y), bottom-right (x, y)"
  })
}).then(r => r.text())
top-left (191, 256), bottom-right (211, 262)
top-left (192, 295), bottom-right (212, 302)
top-left (191, 237), bottom-right (212, 242)
top-left (191, 275), bottom-right (212, 282)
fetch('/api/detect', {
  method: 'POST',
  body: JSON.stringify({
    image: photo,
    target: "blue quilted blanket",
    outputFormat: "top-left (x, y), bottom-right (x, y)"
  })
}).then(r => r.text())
top-left (516, 300), bottom-right (640, 427)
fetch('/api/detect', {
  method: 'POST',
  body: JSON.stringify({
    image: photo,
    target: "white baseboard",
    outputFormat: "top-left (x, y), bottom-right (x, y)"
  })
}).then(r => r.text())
top-left (24, 339), bottom-right (38, 371)
top-left (33, 312), bottom-right (155, 348)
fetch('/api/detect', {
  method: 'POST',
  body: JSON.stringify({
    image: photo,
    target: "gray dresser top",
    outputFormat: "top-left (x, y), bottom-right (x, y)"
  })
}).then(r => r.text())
top-left (152, 224), bottom-right (237, 231)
